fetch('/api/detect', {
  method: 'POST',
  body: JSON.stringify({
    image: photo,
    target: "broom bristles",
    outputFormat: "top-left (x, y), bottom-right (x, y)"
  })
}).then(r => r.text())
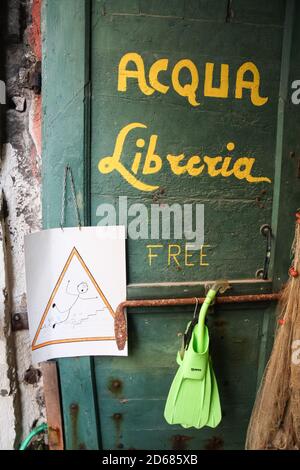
top-left (246, 222), bottom-right (300, 450)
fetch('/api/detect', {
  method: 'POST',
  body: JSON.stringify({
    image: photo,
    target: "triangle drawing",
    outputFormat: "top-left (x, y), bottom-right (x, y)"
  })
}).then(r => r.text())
top-left (32, 247), bottom-right (116, 351)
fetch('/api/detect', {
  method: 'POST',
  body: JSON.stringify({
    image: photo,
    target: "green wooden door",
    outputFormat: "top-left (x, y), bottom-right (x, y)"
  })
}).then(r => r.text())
top-left (42, 0), bottom-right (300, 450)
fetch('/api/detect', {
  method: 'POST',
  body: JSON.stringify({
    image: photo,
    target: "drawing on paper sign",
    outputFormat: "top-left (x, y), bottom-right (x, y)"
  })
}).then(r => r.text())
top-left (25, 226), bottom-right (127, 361)
top-left (32, 247), bottom-right (116, 351)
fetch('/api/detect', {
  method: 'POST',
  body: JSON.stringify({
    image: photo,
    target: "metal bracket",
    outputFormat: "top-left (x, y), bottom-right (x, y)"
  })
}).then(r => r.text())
top-left (204, 281), bottom-right (231, 312)
top-left (256, 224), bottom-right (272, 280)
top-left (12, 312), bottom-right (29, 331)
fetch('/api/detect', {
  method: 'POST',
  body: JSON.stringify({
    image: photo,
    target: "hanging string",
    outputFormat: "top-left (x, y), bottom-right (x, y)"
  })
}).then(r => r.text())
top-left (60, 165), bottom-right (82, 230)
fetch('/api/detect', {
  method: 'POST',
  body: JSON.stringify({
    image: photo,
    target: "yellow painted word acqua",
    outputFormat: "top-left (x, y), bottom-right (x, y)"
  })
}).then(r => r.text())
top-left (118, 53), bottom-right (268, 107)
top-left (98, 122), bottom-right (271, 192)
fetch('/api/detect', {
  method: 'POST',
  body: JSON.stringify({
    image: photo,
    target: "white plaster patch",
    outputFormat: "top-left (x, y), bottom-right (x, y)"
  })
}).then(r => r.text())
top-left (0, 193), bottom-right (16, 449)
top-left (1, 143), bottom-right (41, 312)
top-left (0, 142), bottom-right (44, 448)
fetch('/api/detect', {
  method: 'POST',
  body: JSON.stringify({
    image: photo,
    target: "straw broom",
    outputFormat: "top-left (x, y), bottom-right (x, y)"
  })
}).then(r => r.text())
top-left (246, 212), bottom-right (300, 450)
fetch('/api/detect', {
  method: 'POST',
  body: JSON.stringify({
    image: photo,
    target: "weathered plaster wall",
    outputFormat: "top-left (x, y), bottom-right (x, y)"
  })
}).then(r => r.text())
top-left (0, 0), bottom-right (45, 449)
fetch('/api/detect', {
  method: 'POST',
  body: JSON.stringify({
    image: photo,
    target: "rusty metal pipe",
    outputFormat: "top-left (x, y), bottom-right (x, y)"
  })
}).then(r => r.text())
top-left (114, 292), bottom-right (281, 350)
top-left (117, 293), bottom-right (280, 311)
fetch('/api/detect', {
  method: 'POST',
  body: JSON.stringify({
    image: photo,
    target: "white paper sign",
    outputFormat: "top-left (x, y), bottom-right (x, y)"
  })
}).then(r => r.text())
top-left (24, 226), bottom-right (127, 362)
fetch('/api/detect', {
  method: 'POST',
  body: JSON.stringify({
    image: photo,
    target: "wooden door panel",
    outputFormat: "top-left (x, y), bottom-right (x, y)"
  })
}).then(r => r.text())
top-left (42, 0), bottom-right (300, 450)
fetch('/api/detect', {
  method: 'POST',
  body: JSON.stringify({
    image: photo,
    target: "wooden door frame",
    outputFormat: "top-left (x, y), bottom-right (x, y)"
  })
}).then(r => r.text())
top-left (42, 0), bottom-right (100, 450)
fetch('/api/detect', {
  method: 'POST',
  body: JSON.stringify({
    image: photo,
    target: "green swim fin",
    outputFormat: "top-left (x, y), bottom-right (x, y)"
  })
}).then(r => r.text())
top-left (164, 323), bottom-right (211, 428)
top-left (180, 349), bottom-right (221, 429)
top-left (164, 285), bottom-right (223, 429)
top-left (206, 358), bottom-right (222, 428)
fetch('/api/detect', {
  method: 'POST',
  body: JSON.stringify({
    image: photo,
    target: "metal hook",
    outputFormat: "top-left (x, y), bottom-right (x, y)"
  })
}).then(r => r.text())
top-left (183, 297), bottom-right (200, 350)
top-left (192, 297), bottom-right (199, 319)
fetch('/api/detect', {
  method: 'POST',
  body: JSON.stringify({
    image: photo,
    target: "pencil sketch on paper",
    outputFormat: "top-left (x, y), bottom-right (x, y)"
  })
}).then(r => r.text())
top-left (25, 226), bottom-right (127, 361)
top-left (32, 247), bottom-right (116, 351)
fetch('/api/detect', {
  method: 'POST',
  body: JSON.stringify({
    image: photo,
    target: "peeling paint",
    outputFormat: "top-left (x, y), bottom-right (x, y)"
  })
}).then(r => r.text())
top-left (23, 366), bottom-right (41, 385)
top-left (29, 95), bottom-right (42, 162)
top-left (27, 0), bottom-right (41, 61)
top-left (0, 0), bottom-right (44, 449)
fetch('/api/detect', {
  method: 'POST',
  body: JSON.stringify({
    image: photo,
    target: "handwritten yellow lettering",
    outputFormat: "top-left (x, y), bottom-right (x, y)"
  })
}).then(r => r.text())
top-left (172, 59), bottom-right (200, 107)
top-left (166, 154), bottom-right (187, 175)
top-left (131, 138), bottom-right (145, 174)
top-left (147, 244), bottom-right (163, 266)
top-left (98, 122), bottom-right (159, 192)
top-left (149, 59), bottom-right (169, 94)
top-left (235, 62), bottom-right (268, 106)
top-left (98, 124), bottom-right (271, 190)
top-left (143, 135), bottom-right (162, 174)
top-left (203, 156), bottom-right (224, 177)
top-left (204, 63), bottom-right (229, 98)
top-left (185, 246), bottom-right (195, 267)
top-left (118, 53), bottom-right (154, 96)
top-left (233, 158), bottom-right (255, 181)
top-left (186, 156), bottom-right (205, 176)
top-left (146, 244), bottom-right (212, 268)
top-left (118, 54), bottom-right (268, 107)
top-left (220, 143), bottom-right (235, 177)
top-left (200, 245), bottom-right (210, 266)
top-left (220, 157), bottom-right (234, 177)
top-left (131, 152), bottom-right (143, 175)
top-left (233, 158), bottom-right (271, 183)
top-left (168, 244), bottom-right (181, 266)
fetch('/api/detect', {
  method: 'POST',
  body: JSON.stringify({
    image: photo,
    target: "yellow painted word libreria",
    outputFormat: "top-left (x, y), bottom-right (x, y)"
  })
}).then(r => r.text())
top-left (118, 53), bottom-right (268, 107)
top-left (98, 122), bottom-right (271, 192)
